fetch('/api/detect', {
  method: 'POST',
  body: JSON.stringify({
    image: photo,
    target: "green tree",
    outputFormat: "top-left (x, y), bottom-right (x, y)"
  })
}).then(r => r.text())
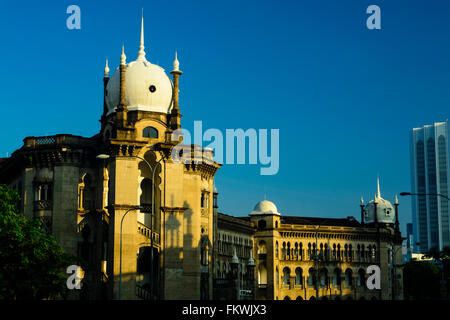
top-left (0, 184), bottom-right (74, 300)
top-left (423, 246), bottom-right (450, 297)
top-left (403, 260), bottom-right (441, 300)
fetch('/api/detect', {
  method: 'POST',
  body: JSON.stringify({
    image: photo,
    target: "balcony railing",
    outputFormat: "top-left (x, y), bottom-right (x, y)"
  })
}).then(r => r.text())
top-left (23, 134), bottom-right (92, 149)
top-left (137, 222), bottom-right (160, 246)
top-left (136, 284), bottom-right (152, 300)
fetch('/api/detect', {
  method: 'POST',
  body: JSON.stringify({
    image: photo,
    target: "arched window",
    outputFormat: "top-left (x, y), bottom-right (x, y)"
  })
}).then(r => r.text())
top-left (283, 267), bottom-right (290, 285)
top-left (275, 241), bottom-right (279, 258)
top-left (308, 243), bottom-right (312, 259)
top-left (358, 268), bottom-right (365, 287)
top-left (287, 242), bottom-right (291, 259)
top-left (295, 267), bottom-right (303, 285)
top-left (333, 268), bottom-right (341, 287)
top-left (275, 267), bottom-right (279, 285)
top-left (319, 268), bottom-right (328, 287)
top-left (143, 126), bottom-right (158, 138)
top-left (140, 178), bottom-right (153, 227)
top-left (345, 268), bottom-right (353, 287)
top-left (308, 268), bottom-right (316, 287)
top-left (349, 244), bottom-right (353, 261)
top-left (299, 243), bottom-right (303, 260)
top-left (361, 244), bottom-right (365, 261)
top-left (337, 244), bottom-right (341, 261)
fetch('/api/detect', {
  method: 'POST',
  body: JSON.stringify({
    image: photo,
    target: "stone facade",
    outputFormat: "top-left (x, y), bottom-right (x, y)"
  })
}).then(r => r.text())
top-left (213, 202), bottom-right (404, 300)
top-left (0, 17), bottom-right (403, 301)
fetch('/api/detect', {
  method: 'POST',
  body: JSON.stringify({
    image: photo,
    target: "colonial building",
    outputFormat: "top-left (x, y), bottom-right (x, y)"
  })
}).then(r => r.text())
top-left (0, 16), bottom-right (403, 301)
top-left (0, 16), bottom-right (221, 300)
top-left (213, 179), bottom-right (404, 300)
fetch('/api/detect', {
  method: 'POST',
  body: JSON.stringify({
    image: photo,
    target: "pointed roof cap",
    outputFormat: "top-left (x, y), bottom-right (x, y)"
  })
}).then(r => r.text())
top-left (377, 176), bottom-right (381, 198)
top-left (172, 51), bottom-right (180, 71)
top-left (137, 11), bottom-right (146, 61)
top-left (120, 45), bottom-right (126, 65)
top-left (104, 57), bottom-right (110, 77)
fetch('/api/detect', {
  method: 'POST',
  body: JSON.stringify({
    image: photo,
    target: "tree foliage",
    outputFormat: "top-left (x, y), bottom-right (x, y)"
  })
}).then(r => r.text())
top-left (0, 184), bottom-right (74, 300)
top-left (403, 260), bottom-right (441, 300)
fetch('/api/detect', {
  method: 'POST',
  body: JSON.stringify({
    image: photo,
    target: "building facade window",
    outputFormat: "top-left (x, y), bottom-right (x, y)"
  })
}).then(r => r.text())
top-left (143, 126), bottom-right (158, 138)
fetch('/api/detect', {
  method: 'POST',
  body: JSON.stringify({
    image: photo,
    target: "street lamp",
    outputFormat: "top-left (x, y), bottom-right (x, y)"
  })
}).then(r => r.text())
top-left (119, 205), bottom-right (143, 300)
top-left (96, 149), bottom-right (166, 299)
top-left (388, 244), bottom-right (403, 300)
top-left (400, 192), bottom-right (450, 201)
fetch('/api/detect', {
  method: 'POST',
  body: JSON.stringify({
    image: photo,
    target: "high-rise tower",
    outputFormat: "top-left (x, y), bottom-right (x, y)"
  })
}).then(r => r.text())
top-left (410, 120), bottom-right (450, 252)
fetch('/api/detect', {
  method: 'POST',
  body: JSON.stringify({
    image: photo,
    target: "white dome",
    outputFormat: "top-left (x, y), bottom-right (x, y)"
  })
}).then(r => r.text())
top-left (363, 178), bottom-right (395, 224)
top-left (364, 197), bottom-right (395, 224)
top-left (250, 200), bottom-right (281, 216)
top-left (105, 59), bottom-right (173, 115)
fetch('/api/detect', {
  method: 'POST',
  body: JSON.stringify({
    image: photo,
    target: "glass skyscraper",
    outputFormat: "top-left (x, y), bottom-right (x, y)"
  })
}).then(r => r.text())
top-left (410, 120), bottom-right (449, 253)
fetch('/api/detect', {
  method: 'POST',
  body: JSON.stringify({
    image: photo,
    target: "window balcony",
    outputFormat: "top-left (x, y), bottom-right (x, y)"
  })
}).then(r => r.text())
top-left (34, 200), bottom-right (52, 211)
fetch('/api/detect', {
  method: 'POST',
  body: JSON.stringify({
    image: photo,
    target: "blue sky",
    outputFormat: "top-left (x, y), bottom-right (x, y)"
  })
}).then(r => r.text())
top-left (1, 0), bottom-right (449, 236)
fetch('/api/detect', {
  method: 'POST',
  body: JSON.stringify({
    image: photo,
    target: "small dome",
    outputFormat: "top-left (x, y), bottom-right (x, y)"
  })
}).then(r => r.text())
top-left (105, 60), bottom-right (173, 115)
top-left (250, 200), bottom-right (281, 216)
top-left (364, 197), bottom-right (395, 224)
top-left (363, 177), bottom-right (395, 224)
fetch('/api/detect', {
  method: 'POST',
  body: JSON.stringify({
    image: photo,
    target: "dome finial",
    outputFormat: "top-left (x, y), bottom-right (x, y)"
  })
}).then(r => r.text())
top-left (120, 44), bottom-right (126, 65)
top-left (360, 196), bottom-right (364, 205)
top-left (395, 194), bottom-right (398, 205)
top-left (377, 175), bottom-right (381, 198)
top-left (104, 57), bottom-right (110, 77)
top-left (137, 9), bottom-right (146, 61)
top-left (172, 50), bottom-right (180, 71)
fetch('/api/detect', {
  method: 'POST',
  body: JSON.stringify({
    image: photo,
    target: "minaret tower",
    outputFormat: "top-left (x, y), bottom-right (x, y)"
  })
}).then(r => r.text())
top-left (394, 195), bottom-right (400, 232)
top-left (170, 51), bottom-right (182, 130)
top-left (116, 45), bottom-right (128, 128)
top-left (101, 58), bottom-right (110, 131)
top-left (360, 196), bottom-right (365, 225)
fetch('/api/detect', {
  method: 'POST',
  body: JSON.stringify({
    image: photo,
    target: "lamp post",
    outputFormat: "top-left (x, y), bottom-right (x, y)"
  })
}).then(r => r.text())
top-left (119, 206), bottom-right (143, 300)
top-left (97, 149), bottom-right (165, 299)
top-left (388, 244), bottom-right (403, 300)
top-left (400, 192), bottom-right (450, 201)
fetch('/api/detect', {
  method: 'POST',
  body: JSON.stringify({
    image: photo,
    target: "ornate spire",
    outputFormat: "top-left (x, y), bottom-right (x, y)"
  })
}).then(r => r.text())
top-left (172, 51), bottom-right (180, 71)
top-left (120, 45), bottom-right (127, 65)
top-left (376, 176), bottom-right (381, 199)
top-left (360, 196), bottom-right (364, 205)
top-left (104, 57), bottom-right (110, 77)
top-left (395, 194), bottom-right (398, 205)
top-left (137, 11), bottom-right (146, 61)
